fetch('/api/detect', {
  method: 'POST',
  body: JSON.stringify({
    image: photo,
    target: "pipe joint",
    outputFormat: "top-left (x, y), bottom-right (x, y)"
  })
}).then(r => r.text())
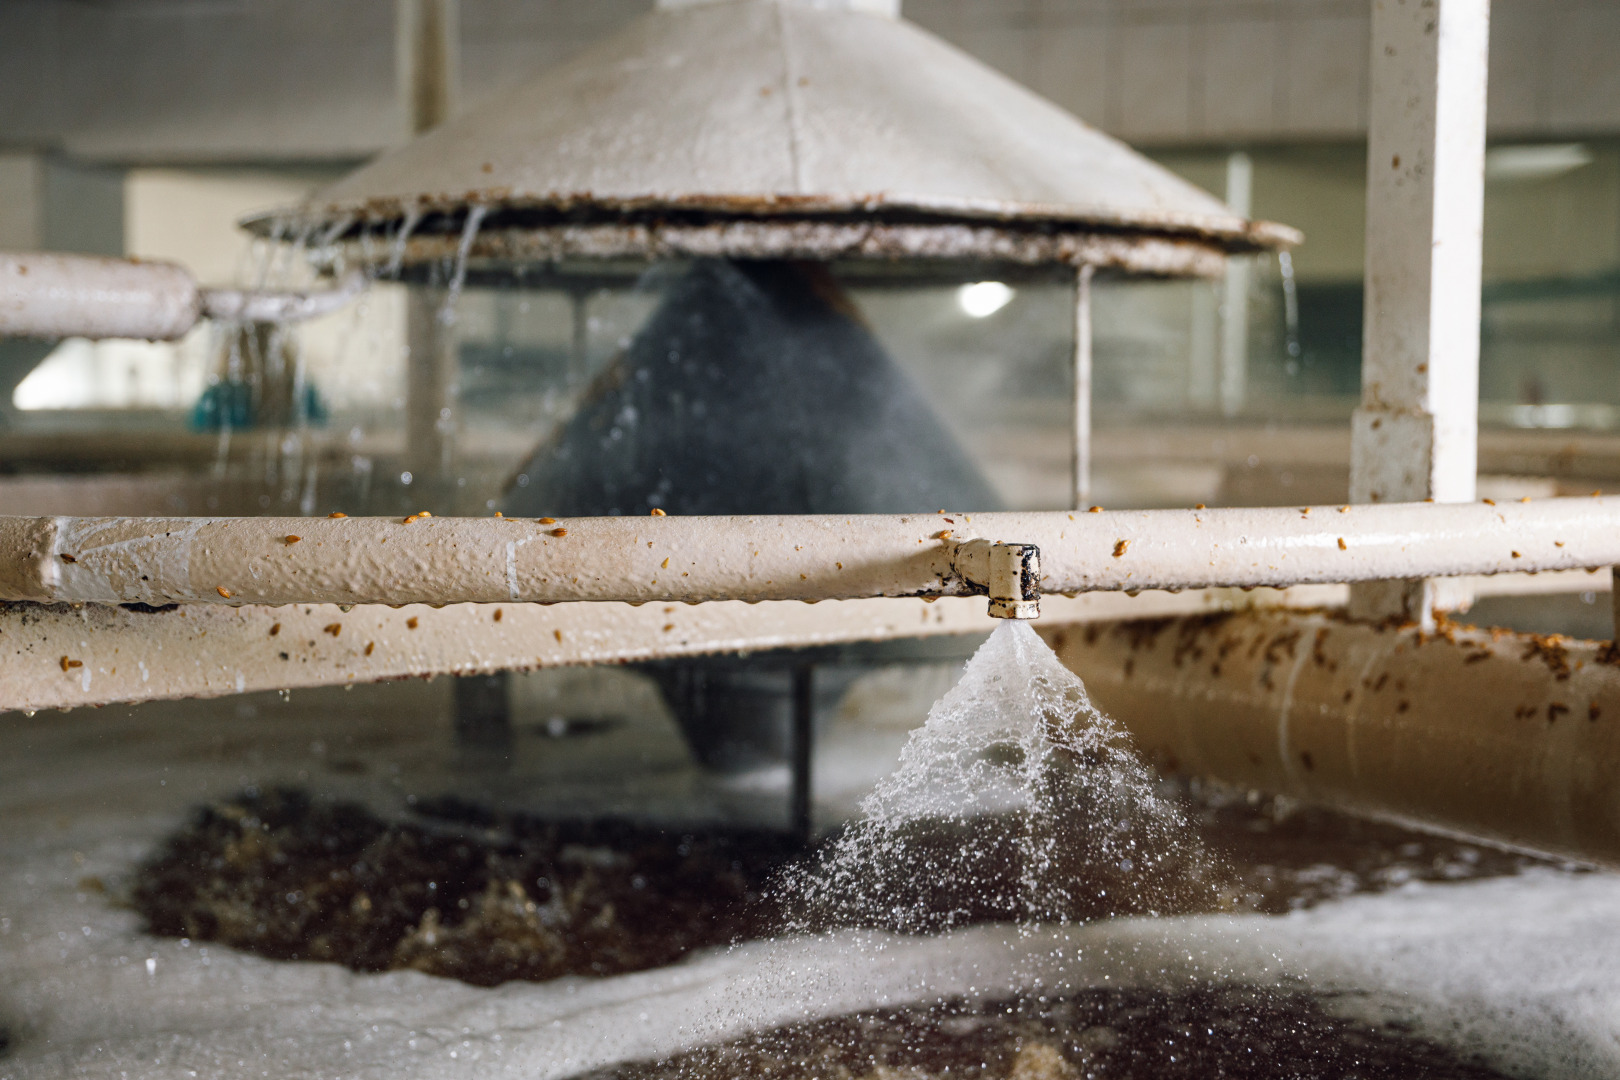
top-left (950, 538), bottom-right (1041, 619)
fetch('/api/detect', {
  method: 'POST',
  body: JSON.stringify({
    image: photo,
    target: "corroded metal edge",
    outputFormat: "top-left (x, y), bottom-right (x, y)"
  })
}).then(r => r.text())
top-left (1053, 608), bottom-right (1620, 867)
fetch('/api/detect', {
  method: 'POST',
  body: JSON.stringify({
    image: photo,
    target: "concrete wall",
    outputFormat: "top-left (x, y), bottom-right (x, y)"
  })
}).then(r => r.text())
top-left (2, 0), bottom-right (1619, 165)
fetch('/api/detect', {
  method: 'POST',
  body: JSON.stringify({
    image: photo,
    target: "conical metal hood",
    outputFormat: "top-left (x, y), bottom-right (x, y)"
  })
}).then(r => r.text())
top-left (253, 0), bottom-right (1296, 276)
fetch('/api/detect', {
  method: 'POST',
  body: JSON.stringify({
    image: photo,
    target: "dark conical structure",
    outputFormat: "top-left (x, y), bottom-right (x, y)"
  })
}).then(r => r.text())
top-left (505, 259), bottom-right (999, 519)
top-left (502, 260), bottom-right (998, 773)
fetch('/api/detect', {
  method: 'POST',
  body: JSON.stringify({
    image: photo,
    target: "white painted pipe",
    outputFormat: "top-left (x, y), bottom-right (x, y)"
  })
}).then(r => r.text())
top-left (1, 497), bottom-right (1617, 608)
top-left (0, 252), bottom-right (364, 340)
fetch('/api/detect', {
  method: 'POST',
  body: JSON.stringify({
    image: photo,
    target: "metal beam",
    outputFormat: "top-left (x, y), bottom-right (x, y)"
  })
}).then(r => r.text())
top-left (2, 572), bottom-right (1600, 714)
top-left (1351, 0), bottom-right (1491, 626)
top-left (0, 588), bottom-right (1340, 714)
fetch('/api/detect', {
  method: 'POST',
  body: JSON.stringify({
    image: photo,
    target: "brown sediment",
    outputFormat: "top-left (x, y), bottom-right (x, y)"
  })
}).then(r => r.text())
top-left (132, 789), bottom-right (798, 987)
top-left (583, 985), bottom-right (1512, 1080)
top-left (129, 776), bottom-right (1557, 991)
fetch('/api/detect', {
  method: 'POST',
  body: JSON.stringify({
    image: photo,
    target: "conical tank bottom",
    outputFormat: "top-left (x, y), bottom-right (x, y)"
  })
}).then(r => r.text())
top-left (506, 259), bottom-right (999, 518)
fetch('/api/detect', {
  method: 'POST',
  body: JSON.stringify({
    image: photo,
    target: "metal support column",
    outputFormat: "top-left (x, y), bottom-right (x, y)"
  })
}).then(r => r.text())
top-left (1072, 264), bottom-right (1095, 510)
top-left (790, 664), bottom-right (815, 843)
top-left (396, 0), bottom-right (459, 139)
top-left (1349, 0), bottom-right (1490, 628)
top-left (1219, 151), bottom-right (1252, 419)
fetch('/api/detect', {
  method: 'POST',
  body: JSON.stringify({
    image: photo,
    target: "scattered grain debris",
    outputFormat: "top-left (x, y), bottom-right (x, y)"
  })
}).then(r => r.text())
top-left (406, 617), bottom-right (419, 629)
top-left (661, 557), bottom-right (670, 568)
top-left (553, 629), bottom-right (563, 642)
top-left (328, 512), bottom-right (347, 519)
top-left (60, 656), bottom-right (82, 671)
top-left (284, 535), bottom-right (302, 545)
top-left (269, 623), bottom-right (281, 636)
top-left (1337, 538), bottom-right (1347, 550)
top-left (1089, 506), bottom-right (1103, 513)
top-left (59, 553), bottom-right (77, 563)
top-left (1194, 503), bottom-right (1206, 510)
top-left (650, 508), bottom-right (666, 517)
top-left (1338, 506), bottom-right (1350, 513)
top-left (936, 529), bottom-right (953, 540)
top-left (217, 586), bottom-right (233, 598)
top-left (538, 517), bottom-right (556, 524)
top-left (365, 642), bottom-right (375, 656)
top-left (323, 623), bottom-right (342, 636)
top-left (1511, 551), bottom-right (1522, 559)
top-left (1113, 539), bottom-right (1130, 558)
top-left (1482, 498), bottom-right (1496, 506)
top-left (493, 609), bottom-right (503, 622)
top-left (551, 528), bottom-right (568, 538)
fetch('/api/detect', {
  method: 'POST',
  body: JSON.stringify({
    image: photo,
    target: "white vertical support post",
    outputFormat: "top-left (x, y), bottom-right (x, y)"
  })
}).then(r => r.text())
top-left (1612, 566), bottom-right (1619, 644)
top-left (1072, 263), bottom-right (1095, 510)
top-left (1350, 0), bottom-right (1490, 628)
top-left (396, 0), bottom-right (459, 138)
top-left (1219, 151), bottom-right (1253, 419)
top-left (398, 0), bottom-right (461, 501)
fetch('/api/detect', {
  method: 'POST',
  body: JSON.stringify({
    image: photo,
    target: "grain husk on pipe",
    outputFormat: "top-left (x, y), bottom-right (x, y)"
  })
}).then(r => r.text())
top-left (4, 498), bottom-right (1620, 607)
top-left (1045, 609), bottom-right (1620, 867)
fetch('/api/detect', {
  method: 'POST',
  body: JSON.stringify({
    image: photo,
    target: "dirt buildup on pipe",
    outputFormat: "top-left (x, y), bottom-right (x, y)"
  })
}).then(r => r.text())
top-left (131, 788), bottom-right (799, 986)
top-left (580, 986), bottom-right (1513, 1080)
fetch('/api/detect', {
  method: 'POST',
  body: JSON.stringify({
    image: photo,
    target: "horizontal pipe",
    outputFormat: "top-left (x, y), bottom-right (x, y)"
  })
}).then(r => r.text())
top-left (1047, 609), bottom-right (1620, 867)
top-left (1, 498), bottom-right (1618, 608)
top-left (1, 253), bottom-right (199, 340)
top-left (0, 588), bottom-right (1349, 714)
top-left (0, 252), bottom-right (364, 340)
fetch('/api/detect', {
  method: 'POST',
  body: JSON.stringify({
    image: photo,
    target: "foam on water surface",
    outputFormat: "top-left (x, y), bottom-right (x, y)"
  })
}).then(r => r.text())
top-left (4, 632), bottom-right (1620, 1078)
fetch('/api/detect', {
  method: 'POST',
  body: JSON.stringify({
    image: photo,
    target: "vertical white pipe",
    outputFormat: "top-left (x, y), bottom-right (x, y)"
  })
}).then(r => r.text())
top-left (1073, 264), bottom-right (1095, 510)
top-left (1350, 0), bottom-right (1490, 626)
top-left (396, 0), bottom-right (459, 139)
top-left (398, 0), bottom-right (461, 497)
top-left (1219, 152), bottom-right (1253, 419)
top-left (1187, 282), bottom-right (1218, 410)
